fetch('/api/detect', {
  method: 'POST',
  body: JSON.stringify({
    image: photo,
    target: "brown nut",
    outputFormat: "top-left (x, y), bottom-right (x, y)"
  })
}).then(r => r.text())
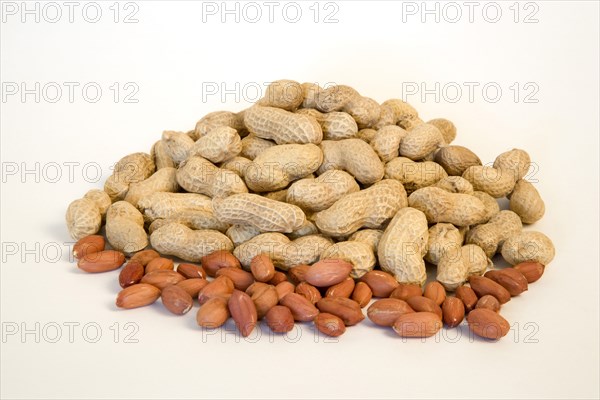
top-left (161, 285), bottom-right (193, 315)
top-left (250, 254), bottom-right (276, 282)
top-left (130, 249), bottom-right (160, 266)
top-left (389, 283), bottom-right (422, 301)
top-left (295, 282), bottom-right (322, 304)
top-left (359, 270), bottom-right (399, 297)
top-left (304, 259), bottom-right (352, 287)
top-left (314, 313), bottom-right (346, 337)
top-left (197, 275), bottom-right (235, 304)
top-left (268, 271), bottom-right (288, 285)
top-left (406, 296), bottom-right (443, 320)
top-left (424, 281), bottom-right (446, 306)
top-left (288, 264), bottom-right (310, 285)
top-left (73, 235), bottom-right (105, 259)
top-left (455, 285), bottom-right (478, 312)
top-left (78, 250), bottom-right (125, 273)
top-left (275, 281), bottom-right (295, 300)
top-left (265, 305), bottom-right (295, 333)
top-left (467, 308), bottom-right (510, 340)
top-left (228, 289), bottom-right (258, 337)
top-left (367, 298), bottom-right (415, 327)
top-left (177, 263), bottom-right (206, 280)
top-left (442, 297), bottom-right (465, 328)
top-left (326, 277), bottom-right (355, 298)
top-left (145, 257), bottom-right (175, 274)
top-left (216, 267), bottom-right (255, 291)
top-left (351, 282), bottom-right (373, 308)
top-left (176, 278), bottom-right (209, 298)
top-left (280, 293), bottom-right (319, 322)
top-left (468, 276), bottom-right (511, 304)
top-left (250, 284), bottom-right (279, 319)
top-left (476, 294), bottom-right (501, 312)
top-left (116, 283), bottom-right (161, 309)
top-left (514, 261), bottom-right (545, 283)
top-left (140, 270), bottom-right (185, 290)
top-left (484, 268), bottom-right (528, 296)
top-left (119, 261), bottom-right (145, 288)
top-left (196, 297), bottom-right (229, 328)
top-left (393, 312), bottom-right (443, 338)
top-left (201, 250), bottom-right (241, 277)
top-left (316, 297), bottom-right (364, 326)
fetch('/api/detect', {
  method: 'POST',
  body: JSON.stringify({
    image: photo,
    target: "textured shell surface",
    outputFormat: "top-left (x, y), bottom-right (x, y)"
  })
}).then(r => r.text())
top-left (399, 123), bottom-right (443, 160)
top-left (212, 193), bottom-right (306, 233)
top-left (193, 111), bottom-right (245, 139)
top-left (377, 207), bottom-right (429, 285)
top-left (501, 231), bottom-right (555, 265)
top-left (244, 106), bottom-right (323, 145)
top-left (462, 166), bottom-right (516, 198)
top-left (434, 146), bottom-right (482, 176)
top-left (370, 125), bottom-right (408, 162)
top-left (315, 179), bottom-right (408, 237)
top-left (176, 156), bottom-right (248, 198)
top-left (65, 198), bottom-right (102, 240)
top-left (408, 187), bottom-right (487, 226)
top-left (286, 170), bottom-right (359, 212)
top-left (318, 139), bottom-right (384, 185)
top-left (124, 167), bottom-right (179, 208)
top-left (150, 223), bottom-right (233, 262)
top-left (321, 241), bottom-right (376, 279)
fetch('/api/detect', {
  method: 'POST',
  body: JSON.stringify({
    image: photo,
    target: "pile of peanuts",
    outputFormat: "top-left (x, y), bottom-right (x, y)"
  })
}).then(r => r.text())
top-left (66, 80), bottom-right (555, 340)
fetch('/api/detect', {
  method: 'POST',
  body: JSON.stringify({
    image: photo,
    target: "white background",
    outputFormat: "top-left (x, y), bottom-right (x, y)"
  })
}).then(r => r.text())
top-left (1, 1), bottom-right (599, 399)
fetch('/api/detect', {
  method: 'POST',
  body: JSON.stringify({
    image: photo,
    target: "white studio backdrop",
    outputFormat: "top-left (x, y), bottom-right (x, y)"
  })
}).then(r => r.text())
top-left (1, 1), bottom-right (599, 399)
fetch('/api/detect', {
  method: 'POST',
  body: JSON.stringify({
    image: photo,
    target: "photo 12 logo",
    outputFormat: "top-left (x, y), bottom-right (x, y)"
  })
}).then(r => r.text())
top-left (200, 1), bottom-right (340, 23)
top-left (1, 1), bottom-right (140, 23)
top-left (1, 82), bottom-right (140, 104)
top-left (400, 1), bottom-right (540, 24)
top-left (2, 321), bottom-right (140, 344)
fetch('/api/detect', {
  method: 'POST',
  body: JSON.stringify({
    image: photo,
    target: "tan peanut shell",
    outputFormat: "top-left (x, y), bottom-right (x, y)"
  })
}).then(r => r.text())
top-left (296, 109), bottom-right (358, 140)
top-left (233, 232), bottom-right (332, 270)
top-left (226, 224), bottom-right (261, 247)
top-left (373, 105), bottom-right (396, 130)
top-left (471, 191), bottom-right (500, 223)
top-left (320, 241), bottom-right (376, 279)
top-left (258, 79), bottom-right (304, 111)
top-left (213, 194), bottom-right (306, 233)
top-left (104, 152), bottom-right (155, 201)
top-left (124, 167), bottom-right (179, 208)
top-left (427, 118), bottom-right (457, 144)
top-left (315, 179), bottom-right (408, 237)
top-left (466, 210), bottom-right (523, 257)
top-left (370, 126), bottom-right (408, 162)
top-left (408, 187), bottom-right (487, 226)
top-left (399, 123), bottom-right (443, 160)
top-left (381, 99), bottom-right (418, 124)
top-left (139, 192), bottom-right (212, 220)
top-left (161, 131), bottom-right (194, 164)
top-left (244, 105), bottom-right (323, 145)
top-left (220, 156), bottom-right (252, 178)
top-left (105, 201), bottom-right (148, 253)
top-left (385, 157), bottom-right (447, 194)
top-left (357, 128), bottom-right (377, 143)
top-left (493, 148), bottom-right (531, 182)
top-left (509, 179), bottom-right (545, 224)
top-left (83, 189), bottom-right (111, 218)
top-left (462, 244), bottom-right (493, 276)
top-left (301, 82), bottom-right (322, 109)
top-left (425, 223), bottom-right (463, 265)
top-left (189, 126), bottom-right (242, 163)
top-left (244, 143), bottom-right (323, 192)
top-left (501, 231), bottom-right (555, 266)
top-left (343, 96), bottom-right (381, 129)
top-left (315, 85), bottom-right (359, 113)
top-left (288, 220), bottom-right (319, 240)
top-left (462, 166), bottom-right (516, 198)
top-left (436, 243), bottom-right (467, 291)
top-left (263, 189), bottom-right (288, 203)
top-left (240, 135), bottom-right (276, 160)
top-left (318, 139), bottom-right (384, 185)
top-left (150, 223), bottom-right (233, 262)
top-left (433, 176), bottom-right (474, 194)
top-left (176, 156), bottom-right (248, 198)
top-left (66, 198), bottom-right (102, 240)
top-left (378, 207), bottom-right (429, 285)
top-left (193, 111), bottom-right (245, 139)
top-left (286, 170), bottom-right (359, 212)
top-left (434, 146), bottom-right (482, 176)
top-left (348, 229), bottom-right (383, 253)
top-left (151, 140), bottom-right (176, 169)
